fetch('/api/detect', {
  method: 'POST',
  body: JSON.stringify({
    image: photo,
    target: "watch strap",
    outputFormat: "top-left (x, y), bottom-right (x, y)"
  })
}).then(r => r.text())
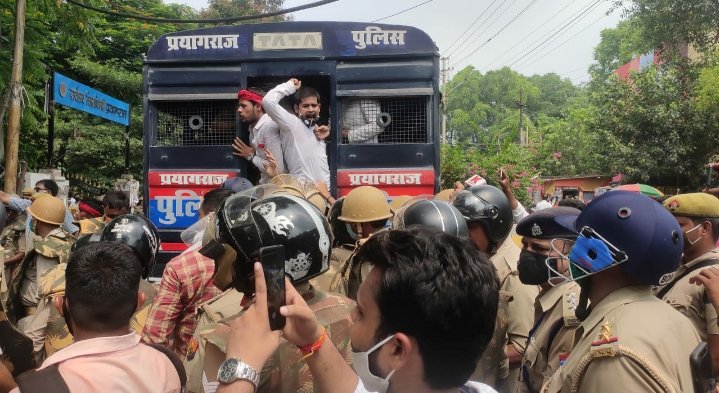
top-left (218, 358), bottom-right (260, 389)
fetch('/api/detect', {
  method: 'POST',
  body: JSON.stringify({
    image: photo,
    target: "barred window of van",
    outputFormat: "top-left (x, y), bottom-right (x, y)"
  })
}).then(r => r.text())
top-left (340, 97), bottom-right (428, 144)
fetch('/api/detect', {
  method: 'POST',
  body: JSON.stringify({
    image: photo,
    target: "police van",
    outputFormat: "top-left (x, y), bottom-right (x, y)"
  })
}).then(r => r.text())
top-left (142, 21), bottom-right (441, 272)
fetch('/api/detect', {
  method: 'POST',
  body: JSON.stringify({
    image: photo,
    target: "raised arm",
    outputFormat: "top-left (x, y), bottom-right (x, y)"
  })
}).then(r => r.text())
top-left (262, 80), bottom-right (300, 133)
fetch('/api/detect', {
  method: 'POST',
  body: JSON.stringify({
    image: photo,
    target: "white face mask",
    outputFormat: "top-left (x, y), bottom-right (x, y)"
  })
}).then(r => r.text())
top-left (351, 335), bottom-right (396, 393)
top-left (684, 223), bottom-right (703, 246)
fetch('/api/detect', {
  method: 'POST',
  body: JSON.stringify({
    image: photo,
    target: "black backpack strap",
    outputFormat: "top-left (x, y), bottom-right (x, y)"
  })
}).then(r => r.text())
top-left (146, 343), bottom-right (187, 389)
top-left (15, 364), bottom-right (70, 393)
top-left (657, 258), bottom-right (719, 299)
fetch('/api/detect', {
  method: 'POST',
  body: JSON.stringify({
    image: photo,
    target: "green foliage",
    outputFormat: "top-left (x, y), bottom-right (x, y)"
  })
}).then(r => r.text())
top-left (0, 0), bottom-right (285, 187)
top-left (441, 143), bottom-right (541, 206)
top-left (619, 0), bottom-right (719, 57)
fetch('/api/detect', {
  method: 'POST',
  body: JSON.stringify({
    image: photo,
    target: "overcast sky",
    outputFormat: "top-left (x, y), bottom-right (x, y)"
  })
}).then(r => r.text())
top-left (167, 0), bottom-right (624, 85)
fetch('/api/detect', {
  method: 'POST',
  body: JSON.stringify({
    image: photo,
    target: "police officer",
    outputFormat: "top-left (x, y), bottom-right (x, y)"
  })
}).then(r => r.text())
top-left (310, 196), bottom-right (355, 292)
top-left (453, 185), bottom-right (538, 391)
top-left (328, 185), bottom-right (392, 299)
top-left (393, 198), bottom-right (469, 237)
top-left (0, 204), bottom-right (35, 378)
top-left (74, 190), bottom-right (130, 235)
top-left (1, 205), bottom-right (27, 306)
top-left (38, 214), bottom-right (160, 359)
top-left (543, 191), bottom-right (699, 392)
top-left (658, 192), bottom-right (719, 372)
top-left (6, 195), bottom-right (74, 353)
top-left (514, 207), bottom-right (581, 393)
top-left (186, 191), bottom-right (353, 393)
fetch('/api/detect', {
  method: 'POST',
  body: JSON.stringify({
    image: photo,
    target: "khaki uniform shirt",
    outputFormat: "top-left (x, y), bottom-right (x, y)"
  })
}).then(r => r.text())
top-left (543, 286), bottom-right (700, 393)
top-left (185, 289), bottom-right (247, 393)
top-left (517, 282), bottom-right (580, 393)
top-left (1, 214), bottom-right (27, 260)
top-left (36, 265), bottom-right (158, 359)
top-left (329, 238), bottom-right (373, 300)
top-left (311, 244), bottom-right (355, 294)
top-left (472, 290), bottom-right (512, 387)
top-left (188, 285), bottom-right (354, 393)
top-left (488, 237), bottom-right (539, 391)
top-left (74, 217), bottom-right (106, 235)
top-left (7, 228), bottom-right (73, 323)
top-left (660, 248), bottom-right (719, 340)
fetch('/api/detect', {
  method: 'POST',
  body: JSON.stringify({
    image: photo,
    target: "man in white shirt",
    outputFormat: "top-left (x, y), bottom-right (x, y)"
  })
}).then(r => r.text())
top-left (232, 88), bottom-right (286, 184)
top-left (215, 228), bottom-right (500, 393)
top-left (262, 79), bottom-right (330, 188)
top-left (341, 99), bottom-right (383, 144)
top-left (535, 195), bottom-right (553, 211)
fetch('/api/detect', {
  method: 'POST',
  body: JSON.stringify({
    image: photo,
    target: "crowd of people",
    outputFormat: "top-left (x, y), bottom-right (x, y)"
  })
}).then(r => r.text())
top-left (0, 81), bottom-right (716, 393)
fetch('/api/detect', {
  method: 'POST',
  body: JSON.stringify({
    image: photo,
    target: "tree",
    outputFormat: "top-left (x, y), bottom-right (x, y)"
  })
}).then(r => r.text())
top-left (620, 0), bottom-right (719, 58)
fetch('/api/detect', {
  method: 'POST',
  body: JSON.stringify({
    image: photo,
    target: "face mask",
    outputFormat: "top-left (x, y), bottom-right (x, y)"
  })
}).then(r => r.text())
top-left (684, 223), bottom-right (703, 247)
top-left (351, 335), bottom-right (396, 393)
top-left (518, 249), bottom-right (554, 285)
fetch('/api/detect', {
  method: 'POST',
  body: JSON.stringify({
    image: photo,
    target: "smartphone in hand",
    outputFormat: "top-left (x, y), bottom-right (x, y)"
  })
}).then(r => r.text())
top-left (259, 245), bottom-right (286, 331)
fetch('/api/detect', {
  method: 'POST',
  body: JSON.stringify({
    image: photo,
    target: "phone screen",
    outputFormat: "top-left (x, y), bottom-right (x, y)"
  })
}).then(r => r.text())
top-left (260, 245), bottom-right (286, 331)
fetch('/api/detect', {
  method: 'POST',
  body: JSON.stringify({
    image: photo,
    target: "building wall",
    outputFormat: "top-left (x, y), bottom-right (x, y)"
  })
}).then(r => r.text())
top-left (543, 176), bottom-right (612, 201)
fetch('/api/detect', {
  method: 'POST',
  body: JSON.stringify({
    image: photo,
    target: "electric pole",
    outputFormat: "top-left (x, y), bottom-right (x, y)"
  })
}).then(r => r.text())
top-left (440, 56), bottom-right (449, 144)
top-left (5, 0), bottom-right (27, 193)
top-left (515, 88), bottom-right (527, 146)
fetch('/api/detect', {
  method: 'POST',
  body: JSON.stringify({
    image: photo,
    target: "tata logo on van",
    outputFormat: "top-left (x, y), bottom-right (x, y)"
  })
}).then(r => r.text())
top-left (253, 32), bottom-right (323, 51)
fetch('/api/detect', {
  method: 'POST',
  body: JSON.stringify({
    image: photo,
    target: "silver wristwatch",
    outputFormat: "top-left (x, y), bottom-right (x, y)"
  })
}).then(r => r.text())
top-left (216, 358), bottom-right (260, 388)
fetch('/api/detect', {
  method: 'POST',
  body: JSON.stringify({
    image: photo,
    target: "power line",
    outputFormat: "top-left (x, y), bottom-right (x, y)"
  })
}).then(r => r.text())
top-left (442, 0), bottom-right (499, 56)
top-left (450, 0), bottom-right (542, 69)
top-left (506, 0), bottom-right (603, 68)
top-left (483, 0), bottom-right (577, 69)
top-left (498, 0), bottom-right (598, 68)
top-left (517, 10), bottom-right (608, 71)
top-left (445, 0), bottom-right (512, 59)
top-left (512, 1), bottom-right (604, 70)
top-left (64, 0), bottom-right (339, 24)
top-left (371, 0), bottom-right (434, 23)
top-left (450, 0), bottom-right (523, 62)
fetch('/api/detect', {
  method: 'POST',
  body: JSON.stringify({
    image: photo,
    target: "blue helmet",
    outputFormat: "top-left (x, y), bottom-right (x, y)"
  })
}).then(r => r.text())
top-left (561, 191), bottom-right (683, 285)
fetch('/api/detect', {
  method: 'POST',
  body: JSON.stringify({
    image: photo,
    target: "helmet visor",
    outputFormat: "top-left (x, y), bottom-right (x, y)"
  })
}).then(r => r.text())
top-left (452, 190), bottom-right (499, 222)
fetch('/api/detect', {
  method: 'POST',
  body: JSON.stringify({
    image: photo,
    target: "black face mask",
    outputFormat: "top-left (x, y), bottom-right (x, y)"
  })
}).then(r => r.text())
top-left (518, 249), bottom-right (555, 285)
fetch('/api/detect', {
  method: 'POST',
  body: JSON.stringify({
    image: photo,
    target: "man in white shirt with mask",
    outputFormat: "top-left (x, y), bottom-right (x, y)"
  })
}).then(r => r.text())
top-left (214, 227), bottom-right (500, 393)
top-left (262, 79), bottom-right (331, 188)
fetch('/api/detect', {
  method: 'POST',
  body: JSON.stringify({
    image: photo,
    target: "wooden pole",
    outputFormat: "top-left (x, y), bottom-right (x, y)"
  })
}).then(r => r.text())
top-left (4, 0), bottom-right (27, 193)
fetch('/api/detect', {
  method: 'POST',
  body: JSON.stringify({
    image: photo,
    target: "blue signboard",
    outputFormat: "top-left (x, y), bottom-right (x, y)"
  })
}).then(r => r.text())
top-left (53, 72), bottom-right (130, 126)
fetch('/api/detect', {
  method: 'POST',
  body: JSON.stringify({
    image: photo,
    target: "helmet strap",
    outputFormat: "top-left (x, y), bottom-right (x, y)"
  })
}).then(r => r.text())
top-left (575, 280), bottom-right (592, 321)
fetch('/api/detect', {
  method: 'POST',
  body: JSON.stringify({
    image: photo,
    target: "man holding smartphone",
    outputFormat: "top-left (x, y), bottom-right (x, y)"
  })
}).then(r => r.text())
top-left (216, 228), bottom-right (500, 393)
top-left (187, 192), bottom-right (353, 393)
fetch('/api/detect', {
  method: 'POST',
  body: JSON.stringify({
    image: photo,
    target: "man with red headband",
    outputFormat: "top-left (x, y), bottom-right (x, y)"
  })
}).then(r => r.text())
top-left (232, 88), bottom-right (285, 184)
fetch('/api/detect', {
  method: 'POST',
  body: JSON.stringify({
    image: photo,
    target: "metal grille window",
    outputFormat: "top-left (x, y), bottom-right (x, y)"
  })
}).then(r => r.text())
top-left (154, 101), bottom-right (236, 146)
top-left (340, 97), bottom-right (428, 144)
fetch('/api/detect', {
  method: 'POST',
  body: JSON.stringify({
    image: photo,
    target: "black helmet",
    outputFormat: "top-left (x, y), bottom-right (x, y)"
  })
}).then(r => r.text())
top-left (452, 185), bottom-right (512, 245)
top-left (328, 197), bottom-right (357, 246)
top-left (70, 233), bottom-right (102, 253)
top-left (216, 193), bottom-right (332, 294)
top-left (100, 214), bottom-right (160, 279)
top-left (393, 199), bottom-right (468, 237)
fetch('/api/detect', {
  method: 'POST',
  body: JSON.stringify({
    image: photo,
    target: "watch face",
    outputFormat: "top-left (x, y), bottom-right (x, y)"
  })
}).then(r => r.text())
top-left (219, 359), bottom-right (238, 382)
